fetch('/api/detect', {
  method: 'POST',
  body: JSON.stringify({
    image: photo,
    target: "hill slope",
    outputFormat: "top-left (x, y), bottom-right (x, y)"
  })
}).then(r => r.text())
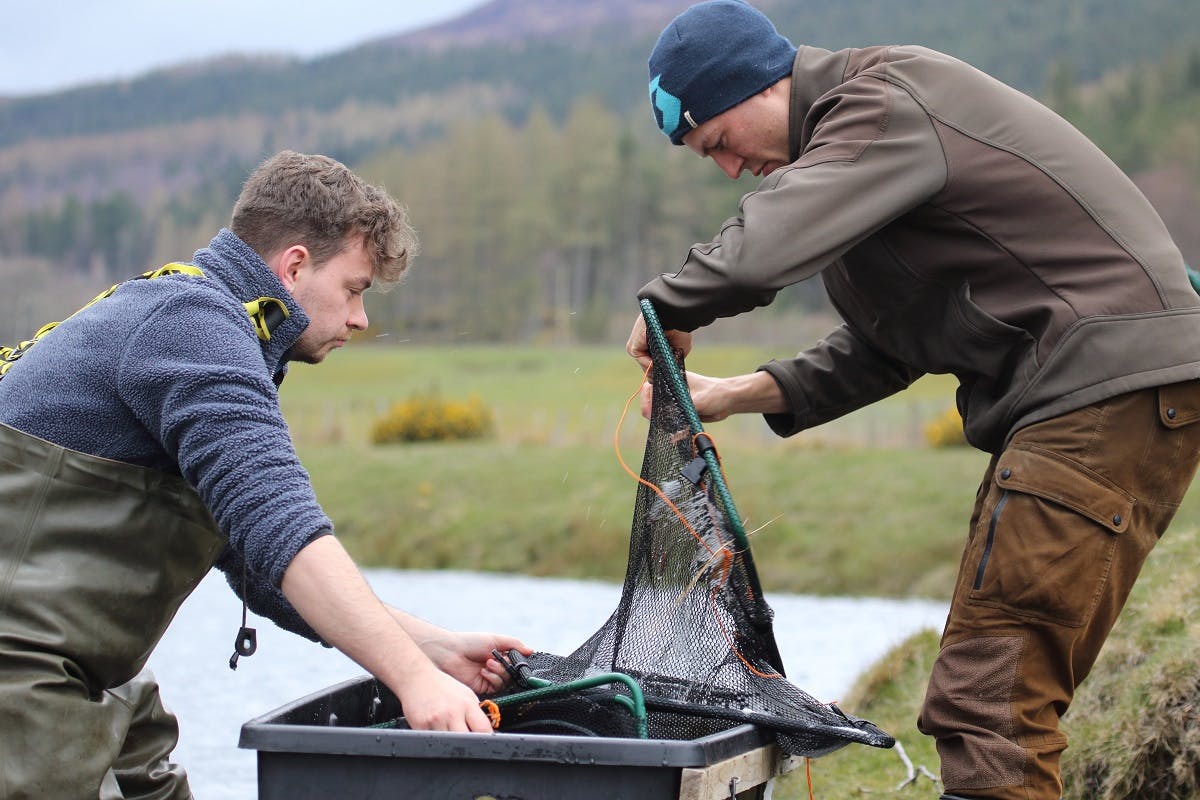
top-left (2, 0), bottom-right (1196, 149)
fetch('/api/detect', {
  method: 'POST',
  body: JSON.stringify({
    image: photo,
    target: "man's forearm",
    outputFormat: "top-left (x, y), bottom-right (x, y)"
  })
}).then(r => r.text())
top-left (689, 369), bottom-right (788, 422)
top-left (281, 536), bottom-right (434, 690)
top-left (724, 370), bottom-right (788, 415)
top-left (385, 605), bottom-right (446, 646)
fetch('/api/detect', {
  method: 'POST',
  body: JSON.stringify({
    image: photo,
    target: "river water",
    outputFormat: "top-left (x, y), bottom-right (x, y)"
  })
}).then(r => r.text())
top-left (147, 569), bottom-right (948, 799)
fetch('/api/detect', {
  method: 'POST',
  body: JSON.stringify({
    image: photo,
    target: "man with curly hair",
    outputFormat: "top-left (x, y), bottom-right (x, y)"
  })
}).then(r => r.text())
top-left (0, 151), bottom-right (527, 799)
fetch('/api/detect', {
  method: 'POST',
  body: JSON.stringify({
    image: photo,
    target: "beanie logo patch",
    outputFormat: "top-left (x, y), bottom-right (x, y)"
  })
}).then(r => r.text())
top-left (649, 74), bottom-right (682, 138)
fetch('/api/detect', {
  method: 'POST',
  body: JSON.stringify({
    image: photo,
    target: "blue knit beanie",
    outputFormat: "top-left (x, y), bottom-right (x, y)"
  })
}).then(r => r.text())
top-left (648, 0), bottom-right (797, 145)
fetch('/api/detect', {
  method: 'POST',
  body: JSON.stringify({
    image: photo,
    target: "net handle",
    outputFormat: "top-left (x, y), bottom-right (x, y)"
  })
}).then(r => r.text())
top-left (638, 299), bottom-right (768, 601)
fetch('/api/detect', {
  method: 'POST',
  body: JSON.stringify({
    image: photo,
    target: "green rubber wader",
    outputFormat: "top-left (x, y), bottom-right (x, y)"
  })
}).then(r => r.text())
top-left (0, 423), bottom-right (225, 799)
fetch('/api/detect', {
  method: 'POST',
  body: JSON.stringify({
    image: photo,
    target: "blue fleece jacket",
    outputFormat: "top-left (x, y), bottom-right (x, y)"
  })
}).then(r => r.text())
top-left (0, 229), bottom-right (332, 641)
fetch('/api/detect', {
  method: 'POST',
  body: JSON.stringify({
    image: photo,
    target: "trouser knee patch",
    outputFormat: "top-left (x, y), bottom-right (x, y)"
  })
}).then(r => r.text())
top-left (920, 635), bottom-right (1026, 790)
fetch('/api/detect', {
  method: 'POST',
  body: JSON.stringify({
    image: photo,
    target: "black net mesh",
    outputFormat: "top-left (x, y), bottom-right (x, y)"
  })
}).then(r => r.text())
top-left (491, 302), bottom-right (895, 757)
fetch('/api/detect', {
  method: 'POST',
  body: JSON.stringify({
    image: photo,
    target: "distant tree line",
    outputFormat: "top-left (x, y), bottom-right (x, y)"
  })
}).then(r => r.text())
top-left (1048, 44), bottom-right (1200, 178)
top-left (18, 194), bottom-right (152, 276)
top-left (358, 101), bottom-right (784, 342)
top-left (2, 38), bottom-right (1198, 344)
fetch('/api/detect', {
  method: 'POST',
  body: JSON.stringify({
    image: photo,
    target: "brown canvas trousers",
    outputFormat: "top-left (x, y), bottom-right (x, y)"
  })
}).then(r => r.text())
top-left (918, 379), bottom-right (1200, 800)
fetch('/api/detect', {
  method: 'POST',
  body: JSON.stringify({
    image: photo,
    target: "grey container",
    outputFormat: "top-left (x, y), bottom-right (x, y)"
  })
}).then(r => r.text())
top-left (239, 674), bottom-right (776, 800)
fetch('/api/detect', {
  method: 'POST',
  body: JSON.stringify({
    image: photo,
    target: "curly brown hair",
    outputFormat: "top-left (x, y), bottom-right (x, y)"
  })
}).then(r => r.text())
top-left (231, 150), bottom-right (417, 287)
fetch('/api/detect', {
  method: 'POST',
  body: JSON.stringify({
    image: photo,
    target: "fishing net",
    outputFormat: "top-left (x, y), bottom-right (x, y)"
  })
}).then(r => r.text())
top-left (486, 300), bottom-right (895, 757)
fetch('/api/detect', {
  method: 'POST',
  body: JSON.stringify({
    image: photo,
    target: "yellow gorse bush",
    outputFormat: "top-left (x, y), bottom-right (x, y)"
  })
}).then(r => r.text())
top-left (370, 393), bottom-right (494, 444)
top-left (923, 404), bottom-right (967, 448)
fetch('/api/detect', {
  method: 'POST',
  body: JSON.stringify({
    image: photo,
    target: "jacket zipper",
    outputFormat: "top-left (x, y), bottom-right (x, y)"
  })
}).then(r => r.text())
top-left (973, 490), bottom-right (1009, 590)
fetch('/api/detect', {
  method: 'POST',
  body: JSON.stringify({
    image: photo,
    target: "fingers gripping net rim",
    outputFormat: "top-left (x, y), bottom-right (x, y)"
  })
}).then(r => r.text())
top-left (497, 301), bottom-right (894, 756)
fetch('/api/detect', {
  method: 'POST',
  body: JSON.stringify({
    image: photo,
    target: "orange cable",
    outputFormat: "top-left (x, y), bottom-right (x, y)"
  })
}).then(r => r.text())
top-left (613, 366), bottom-right (717, 557)
top-left (479, 699), bottom-right (501, 730)
top-left (708, 587), bottom-right (782, 680)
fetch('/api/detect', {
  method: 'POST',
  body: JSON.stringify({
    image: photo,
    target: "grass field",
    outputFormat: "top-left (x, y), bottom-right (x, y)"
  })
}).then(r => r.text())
top-left (281, 342), bottom-right (980, 597)
top-left (282, 343), bottom-right (1200, 599)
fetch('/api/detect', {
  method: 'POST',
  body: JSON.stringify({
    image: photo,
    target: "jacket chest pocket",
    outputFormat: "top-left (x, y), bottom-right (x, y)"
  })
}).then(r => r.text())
top-left (967, 444), bottom-right (1134, 628)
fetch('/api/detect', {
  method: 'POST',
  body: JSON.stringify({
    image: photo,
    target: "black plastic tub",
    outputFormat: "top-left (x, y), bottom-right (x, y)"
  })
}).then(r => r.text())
top-left (239, 674), bottom-right (774, 800)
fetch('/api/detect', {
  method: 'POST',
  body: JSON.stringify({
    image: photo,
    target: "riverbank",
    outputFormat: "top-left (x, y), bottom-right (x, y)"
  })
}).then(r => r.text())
top-left (772, 524), bottom-right (1200, 799)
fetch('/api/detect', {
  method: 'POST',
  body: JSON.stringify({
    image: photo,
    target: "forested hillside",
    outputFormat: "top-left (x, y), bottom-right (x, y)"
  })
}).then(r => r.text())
top-left (3, 0), bottom-right (1193, 146)
top-left (2, 0), bottom-right (1198, 343)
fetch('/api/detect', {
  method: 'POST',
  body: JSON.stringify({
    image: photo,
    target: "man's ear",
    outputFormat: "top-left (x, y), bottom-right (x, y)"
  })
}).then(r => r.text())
top-left (268, 245), bottom-right (310, 291)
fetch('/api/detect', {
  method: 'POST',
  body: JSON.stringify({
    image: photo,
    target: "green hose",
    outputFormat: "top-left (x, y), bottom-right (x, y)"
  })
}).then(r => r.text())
top-left (368, 672), bottom-right (650, 738)
top-left (492, 672), bottom-right (649, 738)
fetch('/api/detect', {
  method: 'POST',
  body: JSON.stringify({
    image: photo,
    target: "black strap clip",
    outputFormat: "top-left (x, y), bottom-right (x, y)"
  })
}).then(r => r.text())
top-left (228, 626), bottom-right (258, 670)
top-left (228, 557), bottom-right (258, 670)
top-left (680, 433), bottom-right (716, 486)
top-left (493, 648), bottom-right (534, 689)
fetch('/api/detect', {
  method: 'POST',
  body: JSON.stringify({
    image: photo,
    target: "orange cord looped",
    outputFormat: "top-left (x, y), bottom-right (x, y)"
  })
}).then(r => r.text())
top-left (613, 366), bottom-right (717, 557)
top-left (479, 699), bottom-right (501, 730)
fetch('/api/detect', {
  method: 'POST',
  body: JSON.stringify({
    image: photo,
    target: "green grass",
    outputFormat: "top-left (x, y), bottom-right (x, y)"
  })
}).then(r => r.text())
top-left (1057, 525), bottom-right (1200, 799)
top-left (281, 342), bottom-right (959, 450)
top-left (283, 343), bottom-right (1200, 599)
top-left (771, 527), bottom-right (1200, 800)
top-left (281, 343), bottom-right (981, 595)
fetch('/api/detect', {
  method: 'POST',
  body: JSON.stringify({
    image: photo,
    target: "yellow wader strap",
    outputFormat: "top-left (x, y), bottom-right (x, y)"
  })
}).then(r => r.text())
top-left (0, 263), bottom-right (289, 378)
top-left (242, 297), bottom-right (290, 342)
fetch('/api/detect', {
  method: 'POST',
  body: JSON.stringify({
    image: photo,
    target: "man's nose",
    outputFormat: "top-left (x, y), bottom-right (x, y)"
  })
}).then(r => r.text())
top-left (349, 300), bottom-right (368, 330)
top-left (712, 151), bottom-right (744, 179)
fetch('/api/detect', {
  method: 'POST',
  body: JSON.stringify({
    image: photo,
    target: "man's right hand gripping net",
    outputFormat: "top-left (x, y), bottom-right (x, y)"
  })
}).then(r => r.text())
top-left (490, 300), bottom-right (894, 757)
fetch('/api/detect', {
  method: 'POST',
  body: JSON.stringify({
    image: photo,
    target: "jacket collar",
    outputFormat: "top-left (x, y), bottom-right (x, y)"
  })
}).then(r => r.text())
top-left (190, 228), bottom-right (309, 373)
top-left (787, 45), bottom-right (852, 162)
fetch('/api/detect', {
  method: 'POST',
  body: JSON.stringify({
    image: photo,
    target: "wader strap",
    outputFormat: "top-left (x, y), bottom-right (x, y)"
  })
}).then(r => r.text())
top-left (0, 262), bottom-right (289, 378)
top-left (242, 297), bottom-right (290, 342)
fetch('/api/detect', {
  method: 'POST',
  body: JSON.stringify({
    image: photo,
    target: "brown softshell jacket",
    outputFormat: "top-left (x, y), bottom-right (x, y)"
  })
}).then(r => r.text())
top-left (639, 45), bottom-right (1200, 453)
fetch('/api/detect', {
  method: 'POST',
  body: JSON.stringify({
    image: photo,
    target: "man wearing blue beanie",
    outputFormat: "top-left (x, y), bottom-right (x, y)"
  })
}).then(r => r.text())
top-left (631, 2), bottom-right (1200, 799)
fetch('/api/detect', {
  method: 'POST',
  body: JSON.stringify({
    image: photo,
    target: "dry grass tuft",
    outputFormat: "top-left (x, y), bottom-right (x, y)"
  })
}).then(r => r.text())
top-left (1060, 526), bottom-right (1200, 800)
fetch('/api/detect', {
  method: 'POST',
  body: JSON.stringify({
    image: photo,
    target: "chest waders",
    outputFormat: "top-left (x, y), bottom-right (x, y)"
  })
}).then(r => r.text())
top-left (0, 423), bottom-right (223, 799)
top-left (0, 266), bottom-right (289, 799)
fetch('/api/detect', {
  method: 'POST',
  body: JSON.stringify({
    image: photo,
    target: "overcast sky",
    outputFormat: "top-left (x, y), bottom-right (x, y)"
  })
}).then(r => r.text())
top-left (0, 0), bottom-right (485, 97)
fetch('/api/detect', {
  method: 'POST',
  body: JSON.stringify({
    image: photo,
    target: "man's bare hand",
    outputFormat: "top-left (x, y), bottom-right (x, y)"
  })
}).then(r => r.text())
top-left (418, 631), bottom-right (532, 696)
top-left (626, 313), bottom-right (692, 371)
top-left (395, 663), bottom-right (496, 733)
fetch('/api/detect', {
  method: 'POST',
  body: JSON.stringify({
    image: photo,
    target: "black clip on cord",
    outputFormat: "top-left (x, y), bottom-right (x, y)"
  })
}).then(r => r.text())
top-left (228, 558), bottom-right (258, 670)
top-left (680, 432), bottom-right (716, 486)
